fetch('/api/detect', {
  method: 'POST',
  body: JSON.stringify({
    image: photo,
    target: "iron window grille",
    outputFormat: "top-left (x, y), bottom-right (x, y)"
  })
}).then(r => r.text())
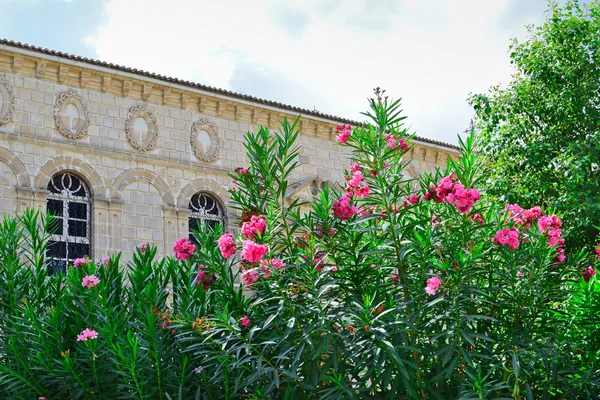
top-left (189, 192), bottom-right (224, 243)
top-left (46, 172), bottom-right (91, 274)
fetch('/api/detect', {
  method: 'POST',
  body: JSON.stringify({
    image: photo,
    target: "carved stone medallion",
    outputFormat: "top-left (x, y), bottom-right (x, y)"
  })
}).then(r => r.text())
top-left (125, 106), bottom-right (158, 151)
top-left (191, 118), bottom-right (220, 163)
top-left (0, 78), bottom-right (15, 126)
top-left (54, 91), bottom-right (90, 139)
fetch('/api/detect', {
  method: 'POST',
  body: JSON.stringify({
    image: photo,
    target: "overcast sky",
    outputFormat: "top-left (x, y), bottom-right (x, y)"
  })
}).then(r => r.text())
top-left (1, 0), bottom-right (559, 144)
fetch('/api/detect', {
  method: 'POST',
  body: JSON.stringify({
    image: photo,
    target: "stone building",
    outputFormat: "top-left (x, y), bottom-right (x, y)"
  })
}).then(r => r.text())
top-left (0, 39), bottom-right (458, 268)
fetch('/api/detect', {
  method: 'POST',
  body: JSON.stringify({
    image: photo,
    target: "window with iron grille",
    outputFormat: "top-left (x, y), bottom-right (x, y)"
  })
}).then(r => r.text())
top-left (46, 172), bottom-right (91, 274)
top-left (189, 192), bottom-right (224, 243)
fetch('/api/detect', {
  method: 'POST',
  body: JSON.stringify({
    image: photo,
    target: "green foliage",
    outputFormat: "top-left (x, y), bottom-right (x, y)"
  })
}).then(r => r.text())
top-left (469, 0), bottom-right (600, 250)
top-left (0, 93), bottom-right (598, 398)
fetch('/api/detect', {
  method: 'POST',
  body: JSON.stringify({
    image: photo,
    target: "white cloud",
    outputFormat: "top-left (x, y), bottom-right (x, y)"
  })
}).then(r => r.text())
top-left (85, 0), bottom-right (544, 144)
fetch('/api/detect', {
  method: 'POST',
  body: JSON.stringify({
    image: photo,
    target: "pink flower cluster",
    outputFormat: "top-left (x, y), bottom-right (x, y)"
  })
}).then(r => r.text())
top-left (218, 233), bottom-right (237, 259)
top-left (505, 204), bottom-right (542, 228)
top-left (81, 275), bottom-right (100, 289)
top-left (76, 328), bottom-right (98, 342)
top-left (425, 174), bottom-right (480, 214)
top-left (98, 257), bottom-right (110, 267)
top-left (241, 268), bottom-right (260, 286)
top-left (260, 258), bottom-right (286, 278)
top-left (240, 315), bottom-right (251, 327)
top-left (241, 215), bottom-right (266, 239)
top-left (344, 163), bottom-right (371, 198)
top-left (73, 258), bottom-right (90, 268)
top-left (335, 124), bottom-right (352, 144)
top-left (333, 195), bottom-right (358, 220)
top-left (425, 276), bottom-right (442, 296)
top-left (538, 215), bottom-right (565, 263)
top-left (173, 238), bottom-right (196, 261)
top-left (493, 228), bottom-right (520, 250)
top-left (137, 243), bottom-right (148, 254)
top-left (385, 134), bottom-right (409, 151)
top-left (242, 240), bottom-right (269, 263)
top-left (196, 265), bottom-right (217, 290)
top-left (595, 246), bottom-right (600, 261)
top-left (582, 266), bottom-right (597, 282)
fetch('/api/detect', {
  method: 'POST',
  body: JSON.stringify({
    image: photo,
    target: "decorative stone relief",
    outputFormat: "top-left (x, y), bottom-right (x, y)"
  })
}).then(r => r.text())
top-left (125, 105), bottom-right (158, 152)
top-left (54, 91), bottom-right (90, 139)
top-left (0, 77), bottom-right (15, 126)
top-left (191, 118), bottom-right (220, 163)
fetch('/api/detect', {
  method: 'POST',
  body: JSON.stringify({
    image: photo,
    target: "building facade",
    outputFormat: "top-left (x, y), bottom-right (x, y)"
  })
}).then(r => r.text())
top-left (0, 40), bottom-right (459, 266)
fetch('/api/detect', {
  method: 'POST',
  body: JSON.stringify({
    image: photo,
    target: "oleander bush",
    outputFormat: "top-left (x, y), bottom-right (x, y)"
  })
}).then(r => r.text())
top-left (0, 91), bottom-right (599, 399)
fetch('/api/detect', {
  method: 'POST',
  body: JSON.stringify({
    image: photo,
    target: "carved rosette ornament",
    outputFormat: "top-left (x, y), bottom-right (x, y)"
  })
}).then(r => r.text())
top-left (191, 118), bottom-right (220, 163)
top-left (54, 91), bottom-right (90, 139)
top-left (0, 78), bottom-right (16, 125)
top-left (125, 106), bottom-right (159, 152)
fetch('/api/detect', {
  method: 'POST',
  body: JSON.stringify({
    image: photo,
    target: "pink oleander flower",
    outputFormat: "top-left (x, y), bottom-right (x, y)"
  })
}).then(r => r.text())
top-left (241, 268), bottom-right (260, 285)
top-left (39, 397), bottom-right (47, 400)
top-left (98, 257), bottom-right (110, 267)
top-left (82, 275), bottom-right (100, 289)
top-left (194, 366), bottom-right (203, 374)
top-left (347, 171), bottom-right (364, 188)
top-left (232, 179), bottom-right (237, 184)
top-left (595, 246), bottom-right (600, 260)
top-left (330, 266), bottom-right (338, 272)
top-left (538, 215), bottom-right (562, 232)
top-left (349, 163), bottom-right (362, 174)
top-left (425, 276), bottom-right (442, 296)
top-left (408, 194), bottom-right (419, 205)
top-left (453, 185), bottom-right (481, 214)
top-left (76, 328), bottom-right (98, 342)
top-left (470, 213), bottom-right (485, 224)
top-left (260, 258), bottom-right (286, 270)
top-left (582, 266), bottom-right (597, 282)
top-left (196, 265), bottom-right (217, 290)
top-left (392, 274), bottom-right (400, 282)
top-left (517, 270), bottom-right (524, 277)
top-left (555, 247), bottom-right (566, 263)
top-left (137, 243), bottom-right (148, 255)
top-left (217, 233), bottom-right (237, 259)
top-left (385, 134), bottom-right (410, 151)
top-left (354, 184), bottom-right (370, 198)
top-left (506, 204), bottom-right (542, 227)
top-left (173, 238), bottom-right (196, 261)
top-left (242, 240), bottom-right (269, 263)
top-left (333, 195), bottom-right (358, 220)
top-left (240, 168), bottom-right (247, 175)
top-left (241, 215), bottom-right (267, 240)
top-left (335, 124), bottom-right (351, 144)
top-left (493, 228), bottom-right (520, 250)
top-left (73, 258), bottom-right (89, 268)
top-left (240, 315), bottom-right (251, 327)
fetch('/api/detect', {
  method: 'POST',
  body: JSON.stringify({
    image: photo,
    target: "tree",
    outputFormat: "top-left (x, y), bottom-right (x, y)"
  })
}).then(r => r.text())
top-left (470, 0), bottom-right (600, 250)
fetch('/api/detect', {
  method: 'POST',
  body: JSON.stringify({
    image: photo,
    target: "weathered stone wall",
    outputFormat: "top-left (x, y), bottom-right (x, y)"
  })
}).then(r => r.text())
top-left (0, 45), bottom-right (459, 262)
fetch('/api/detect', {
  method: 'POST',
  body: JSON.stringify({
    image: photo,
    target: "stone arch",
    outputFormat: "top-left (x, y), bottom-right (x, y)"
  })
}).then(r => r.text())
top-left (177, 178), bottom-right (229, 213)
top-left (35, 157), bottom-right (105, 197)
top-left (0, 147), bottom-right (31, 188)
top-left (112, 168), bottom-right (175, 207)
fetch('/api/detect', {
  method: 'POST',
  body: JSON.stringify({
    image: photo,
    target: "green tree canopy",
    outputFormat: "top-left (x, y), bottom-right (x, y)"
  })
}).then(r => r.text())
top-left (470, 0), bottom-right (600, 249)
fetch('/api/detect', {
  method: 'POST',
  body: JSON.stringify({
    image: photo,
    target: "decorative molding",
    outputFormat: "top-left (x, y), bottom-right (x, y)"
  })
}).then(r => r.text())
top-left (122, 79), bottom-right (132, 97)
top-left (112, 168), bottom-right (175, 207)
top-left (80, 71), bottom-right (91, 89)
top-left (11, 55), bottom-right (23, 74)
top-left (251, 107), bottom-right (259, 124)
top-left (197, 97), bottom-right (203, 113)
top-left (215, 101), bottom-right (222, 117)
top-left (54, 91), bottom-right (90, 140)
top-left (233, 105), bottom-right (238, 121)
top-left (180, 92), bottom-right (187, 110)
top-left (101, 76), bottom-right (112, 94)
top-left (125, 105), bottom-right (159, 152)
top-left (162, 88), bottom-right (171, 106)
top-left (0, 77), bottom-right (16, 125)
top-left (190, 118), bottom-right (220, 163)
top-left (58, 64), bottom-right (69, 84)
top-left (142, 83), bottom-right (153, 101)
top-left (0, 146), bottom-right (31, 187)
top-left (35, 156), bottom-right (106, 198)
top-left (34, 61), bottom-right (47, 79)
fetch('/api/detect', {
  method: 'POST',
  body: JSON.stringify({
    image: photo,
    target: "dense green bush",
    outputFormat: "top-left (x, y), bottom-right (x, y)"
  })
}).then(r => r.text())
top-left (0, 92), bottom-right (598, 399)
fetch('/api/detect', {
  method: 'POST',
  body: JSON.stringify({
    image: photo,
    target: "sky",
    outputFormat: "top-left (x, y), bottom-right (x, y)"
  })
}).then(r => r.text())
top-left (0, 0), bottom-right (559, 144)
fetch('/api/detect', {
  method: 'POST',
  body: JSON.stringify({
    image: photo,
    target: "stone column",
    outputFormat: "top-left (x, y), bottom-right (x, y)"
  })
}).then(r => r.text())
top-left (15, 187), bottom-right (35, 213)
top-left (32, 189), bottom-right (49, 213)
top-left (176, 208), bottom-right (191, 240)
top-left (108, 199), bottom-right (124, 257)
top-left (92, 198), bottom-right (110, 259)
top-left (163, 206), bottom-right (179, 256)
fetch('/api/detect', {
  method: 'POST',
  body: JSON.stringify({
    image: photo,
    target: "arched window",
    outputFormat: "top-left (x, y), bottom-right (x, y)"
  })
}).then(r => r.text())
top-left (46, 172), bottom-right (92, 273)
top-left (189, 192), bottom-right (224, 242)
